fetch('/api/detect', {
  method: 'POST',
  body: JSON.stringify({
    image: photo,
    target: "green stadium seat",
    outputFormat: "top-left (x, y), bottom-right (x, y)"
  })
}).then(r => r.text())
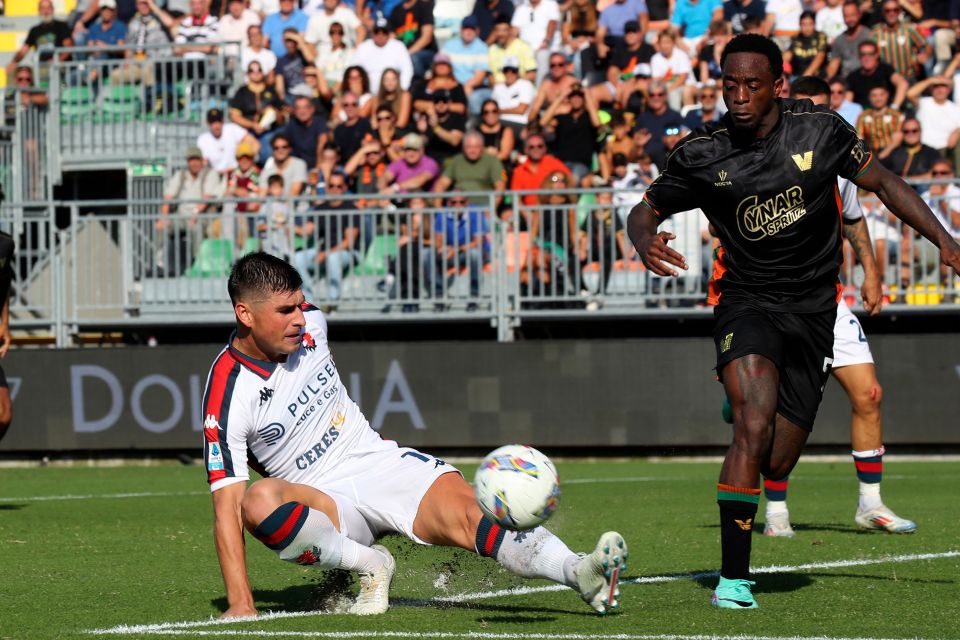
top-left (60, 86), bottom-right (95, 122)
top-left (186, 239), bottom-right (234, 278)
top-left (240, 237), bottom-right (260, 256)
top-left (353, 234), bottom-right (398, 276)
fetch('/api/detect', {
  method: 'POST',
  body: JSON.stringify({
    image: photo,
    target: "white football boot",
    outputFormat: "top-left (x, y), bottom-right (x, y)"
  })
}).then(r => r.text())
top-left (763, 510), bottom-right (796, 538)
top-left (855, 504), bottom-right (917, 533)
top-left (348, 545), bottom-right (396, 615)
top-left (574, 531), bottom-right (627, 614)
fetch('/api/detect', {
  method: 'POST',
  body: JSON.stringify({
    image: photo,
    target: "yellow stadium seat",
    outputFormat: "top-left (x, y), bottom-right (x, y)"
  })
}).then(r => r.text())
top-left (4, 0), bottom-right (39, 17)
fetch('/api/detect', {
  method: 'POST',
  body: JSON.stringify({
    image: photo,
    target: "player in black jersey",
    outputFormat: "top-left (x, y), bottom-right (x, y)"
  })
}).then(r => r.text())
top-left (0, 185), bottom-right (13, 443)
top-left (627, 34), bottom-right (960, 609)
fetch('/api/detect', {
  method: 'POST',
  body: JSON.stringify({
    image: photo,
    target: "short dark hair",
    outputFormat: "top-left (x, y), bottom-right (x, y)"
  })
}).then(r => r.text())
top-left (272, 133), bottom-right (292, 149)
top-left (721, 34), bottom-right (784, 78)
top-left (267, 174), bottom-right (284, 186)
top-left (791, 76), bottom-right (830, 100)
top-left (228, 252), bottom-right (302, 305)
top-left (799, 9), bottom-right (816, 22)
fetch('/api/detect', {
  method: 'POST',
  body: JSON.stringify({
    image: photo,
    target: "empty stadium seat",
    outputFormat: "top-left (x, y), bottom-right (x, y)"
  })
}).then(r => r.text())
top-left (353, 235), bottom-right (398, 276)
top-left (186, 239), bottom-right (234, 278)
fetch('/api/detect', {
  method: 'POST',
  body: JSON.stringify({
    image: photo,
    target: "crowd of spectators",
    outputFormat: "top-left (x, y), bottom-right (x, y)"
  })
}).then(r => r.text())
top-left (5, 0), bottom-right (960, 305)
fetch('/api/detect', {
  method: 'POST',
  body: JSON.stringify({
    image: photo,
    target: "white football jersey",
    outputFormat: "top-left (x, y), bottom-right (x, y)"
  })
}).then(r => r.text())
top-left (202, 304), bottom-right (382, 492)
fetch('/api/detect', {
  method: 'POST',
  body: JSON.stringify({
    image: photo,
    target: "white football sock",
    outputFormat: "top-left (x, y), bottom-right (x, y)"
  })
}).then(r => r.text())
top-left (765, 500), bottom-right (788, 517)
top-left (494, 527), bottom-right (580, 588)
top-left (858, 481), bottom-right (883, 511)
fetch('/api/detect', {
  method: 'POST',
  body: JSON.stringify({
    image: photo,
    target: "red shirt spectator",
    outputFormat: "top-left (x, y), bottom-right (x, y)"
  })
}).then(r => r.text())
top-left (510, 134), bottom-right (571, 205)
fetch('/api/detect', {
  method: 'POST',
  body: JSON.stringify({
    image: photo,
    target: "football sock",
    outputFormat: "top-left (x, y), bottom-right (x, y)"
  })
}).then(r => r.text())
top-left (474, 518), bottom-right (579, 588)
top-left (717, 483), bottom-right (761, 580)
top-left (252, 502), bottom-right (383, 573)
top-left (763, 477), bottom-right (789, 508)
top-left (853, 446), bottom-right (884, 510)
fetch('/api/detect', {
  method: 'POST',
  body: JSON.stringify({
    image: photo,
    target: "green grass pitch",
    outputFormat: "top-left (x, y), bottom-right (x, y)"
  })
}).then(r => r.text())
top-left (0, 459), bottom-right (958, 639)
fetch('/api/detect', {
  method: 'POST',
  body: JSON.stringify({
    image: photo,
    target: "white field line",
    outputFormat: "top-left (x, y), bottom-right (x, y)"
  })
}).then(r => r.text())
top-left (88, 550), bottom-right (960, 636)
top-left (0, 490), bottom-right (207, 502)
top-left (89, 632), bottom-right (922, 640)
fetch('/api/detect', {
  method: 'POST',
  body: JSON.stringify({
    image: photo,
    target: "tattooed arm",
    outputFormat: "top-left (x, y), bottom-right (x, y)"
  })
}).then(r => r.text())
top-left (842, 217), bottom-right (882, 315)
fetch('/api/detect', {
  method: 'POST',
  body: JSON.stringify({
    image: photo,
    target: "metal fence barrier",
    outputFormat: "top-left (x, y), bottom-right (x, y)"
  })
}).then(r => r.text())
top-left (1, 186), bottom-right (959, 345)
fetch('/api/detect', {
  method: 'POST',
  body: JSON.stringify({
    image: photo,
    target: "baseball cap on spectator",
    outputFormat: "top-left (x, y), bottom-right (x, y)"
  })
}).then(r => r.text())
top-left (461, 15), bottom-right (479, 29)
top-left (494, 14), bottom-right (511, 25)
top-left (373, 17), bottom-right (390, 32)
top-left (624, 20), bottom-right (640, 33)
top-left (207, 108), bottom-right (224, 123)
top-left (99, 0), bottom-right (117, 9)
top-left (433, 53), bottom-right (452, 67)
top-left (235, 141), bottom-right (256, 158)
top-left (633, 63), bottom-right (652, 78)
top-left (401, 133), bottom-right (424, 150)
top-left (433, 88), bottom-right (452, 102)
top-left (186, 146), bottom-right (203, 160)
top-left (569, 83), bottom-right (584, 97)
top-left (501, 55), bottom-right (520, 71)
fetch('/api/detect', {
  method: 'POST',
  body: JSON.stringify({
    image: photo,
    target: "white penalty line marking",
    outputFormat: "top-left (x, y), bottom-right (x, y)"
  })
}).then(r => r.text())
top-left (0, 490), bottom-right (208, 502)
top-left (89, 550), bottom-right (960, 636)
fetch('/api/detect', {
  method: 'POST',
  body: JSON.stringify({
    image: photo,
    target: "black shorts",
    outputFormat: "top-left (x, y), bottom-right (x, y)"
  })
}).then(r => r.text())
top-left (713, 302), bottom-right (837, 430)
top-left (0, 364), bottom-right (7, 388)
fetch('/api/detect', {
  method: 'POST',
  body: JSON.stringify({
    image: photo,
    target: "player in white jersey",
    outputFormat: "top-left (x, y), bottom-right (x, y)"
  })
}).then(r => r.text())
top-left (204, 253), bottom-right (628, 618)
top-left (757, 78), bottom-right (916, 537)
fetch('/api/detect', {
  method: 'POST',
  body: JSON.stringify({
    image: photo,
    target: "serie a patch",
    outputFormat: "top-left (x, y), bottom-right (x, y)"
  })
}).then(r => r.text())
top-left (208, 442), bottom-right (224, 471)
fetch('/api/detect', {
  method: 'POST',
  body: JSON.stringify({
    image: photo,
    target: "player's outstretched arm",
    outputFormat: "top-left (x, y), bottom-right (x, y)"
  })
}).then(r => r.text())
top-left (854, 162), bottom-right (960, 273)
top-left (212, 483), bottom-right (257, 618)
top-left (627, 201), bottom-right (688, 277)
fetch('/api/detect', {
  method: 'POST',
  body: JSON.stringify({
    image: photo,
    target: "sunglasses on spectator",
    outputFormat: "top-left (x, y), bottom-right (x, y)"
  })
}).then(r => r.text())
top-left (15, 75), bottom-right (31, 82)
top-left (273, 144), bottom-right (290, 150)
top-left (448, 198), bottom-right (468, 205)
top-left (503, 67), bottom-right (519, 73)
top-left (378, 114), bottom-right (394, 120)
top-left (859, 50), bottom-right (877, 57)
top-left (526, 142), bottom-right (545, 149)
top-left (550, 61), bottom-right (566, 68)
top-left (327, 182), bottom-right (346, 189)
top-left (343, 101), bottom-right (358, 107)
top-left (403, 146), bottom-right (420, 151)
top-left (932, 170), bottom-right (952, 176)
top-left (482, 108), bottom-right (498, 114)
top-left (664, 127), bottom-right (681, 136)
top-left (902, 128), bottom-right (920, 133)
top-left (649, 91), bottom-right (666, 97)
top-left (330, 28), bottom-right (344, 34)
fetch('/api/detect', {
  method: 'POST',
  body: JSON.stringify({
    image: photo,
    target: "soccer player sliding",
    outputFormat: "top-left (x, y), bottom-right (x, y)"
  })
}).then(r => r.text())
top-left (628, 34), bottom-right (960, 609)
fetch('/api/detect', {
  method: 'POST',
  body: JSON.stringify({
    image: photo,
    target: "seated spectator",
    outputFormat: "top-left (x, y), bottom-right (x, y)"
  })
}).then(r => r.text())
top-left (856, 85), bottom-right (903, 161)
top-left (379, 132), bottom-right (439, 194)
top-left (694, 20), bottom-right (730, 85)
top-left (824, 1), bottom-right (869, 80)
top-left (5, 0), bottom-right (73, 80)
top-left (511, 0), bottom-right (561, 84)
top-left (333, 91), bottom-right (374, 160)
top-left (920, 160), bottom-right (960, 287)
top-left (299, 64), bottom-right (333, 117)
top-left (764, 0), bottom-right (802, 47)
top-left (292, 172), bottom-right (362, 305)
top-left (596, 0), bottom-right (648, 56)
top-left (525, 170), bottom-right (577, 295)
top-left (229, 61), bottom-right (285, 162)
top-left (276, 28), bottom-right (316, 102)
top-left (869, 1), bottom-right (930, 84)
top-left (173, 0), bottom-right (219, 74)
top-left (784, 11), bottom-right (827, 78)
top-left (599, 115), bottom-right (633, 180)
top-left (349, 17), bottom-right (414, 92)
top-left (262, 133), bottom-right (309, 195)
top-left (611, 151), bottom-right (656, 200)
top-left (388, 0), bottom-right (436, 78)
top-left (470, 0), bottom-right (515, 44)
top-left (488, 15), bottom-right (537, 84)
top-left (578, 188), bottom-right (628, 302)
top-left (433, 131), bottom-right (506, 204)
top-left (724, 0), bottom-right (766, 34)
top-left (332, 66), bottom-right (374, 122)
top-left (476, 99), bottom-right (516, 164)
top-left (343, 137), bottom-right (388, 204)
top-left (372, 105), bottom-right (408, 161)
top-left (222, 141), bottom-right (262, 236)
top-left (383, 195), bottom-right (431, 311)
top-left (157, 146), bottom-right (224, 276)
top-left (198, 107), bottom-right (260, 174)
top-left (511, 133), bottom-right (571, 206)
top-left (588, 19), bottom-right (654, 107)
top-left (829, 77), bottom-right (862, 126)
top-left (443, 16), bottom-right (491, 115)
top-left (683, 84), bottom-right (722, 129)
top-left (617, 61), bottom-right (652, 114)
top-left (317, 142), bottom-right (344, 185)
top-left (922, 0), bottom-right (956, 75)
top-left (426, 193), bottom-right (491, 306)
top-left (285, 95), bottom-right (329, 168)
top-left (259, 174), bottom-right (293, 260)
top-left (847, 40), bottom-right (907, 110)
top-left (634, 81), bottom-right (683, 165)
top-left (815, 0), bottom-right (844, 43)
top-left (540, 83), bottom-right (601, 183)
top-left (305, 0), bottom-right (364, 49)
top-left (262, 0), bottom-right (308, 58)
top-left (527, 51), bottom-right (579, 122)
top-left (882, 118), bottom-right (942, 179)
top-left (415, 90), bottom-right (467, 168)
top-left (561, 0), bottom-right (598, 77)
top-left (241, 24), bottom-right (279, 78)
top-left (670, 0), bottom-right (723, 54)
top-left (908, 75), bottom-right (960, 158)
top-left (218, 0), bottom-right (261, 57)
top-left (492, 57), bottom-right (536, 135)
top-left (315, 21), bottom-right (354, 88)
top-left (112, 0), bottom-right (173, 88)
top-left (86, 0), bottom-right (128, 62)
top-left (371, 68), bottom-right (412, 128)
top-left (650, 29), bottom-right (694, 110)
top-left (413, 54), bottom-right (468, 116)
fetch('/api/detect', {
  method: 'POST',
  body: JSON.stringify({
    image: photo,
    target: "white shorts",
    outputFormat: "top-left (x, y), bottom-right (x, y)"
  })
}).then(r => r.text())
top-left (832, 300), bottom-right (874, 368)
top-left (314, 438), bottom-right (460, 547)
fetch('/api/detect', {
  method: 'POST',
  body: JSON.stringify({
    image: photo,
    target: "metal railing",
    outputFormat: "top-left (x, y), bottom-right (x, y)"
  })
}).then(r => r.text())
top-left (1, 187), bottom-right (959, 345)
top-left (2, 89), bottom-right (50, 202)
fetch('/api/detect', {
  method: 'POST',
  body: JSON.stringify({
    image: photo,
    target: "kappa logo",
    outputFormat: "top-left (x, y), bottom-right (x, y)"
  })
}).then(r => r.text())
top-left (259, 387), bottom-right (274, 406)
top-left (258, 422), bottom-right (286, 446)
top-left (721, 332), bottom-right (734, 353)
top-left (301, 332), bottom-right (317, 352)
top-left (791, 151), bottom-right (813, 171)
top-left (735, 517), bottom-right (753, 531)
top-left (715, 169), bottom-right (733, 187)
top-left (203, 414), bottom-right (221, 433)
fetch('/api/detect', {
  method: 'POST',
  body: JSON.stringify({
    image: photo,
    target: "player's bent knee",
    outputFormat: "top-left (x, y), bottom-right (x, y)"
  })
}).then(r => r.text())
top-left (240, 478), bottom-right (288, 529)
top-left (852, 383), bottom-right (883, 414)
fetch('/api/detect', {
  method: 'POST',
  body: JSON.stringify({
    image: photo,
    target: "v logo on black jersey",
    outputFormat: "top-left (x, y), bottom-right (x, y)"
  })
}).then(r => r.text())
top-left (792, 151), bottom-right (813, 171)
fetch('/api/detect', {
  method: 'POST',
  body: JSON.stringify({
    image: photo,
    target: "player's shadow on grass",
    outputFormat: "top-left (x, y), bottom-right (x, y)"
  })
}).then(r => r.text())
top-left (211, 586), bottom-right (318, 613)
top-left (807, 572), bottom-right (955, 586)
top-left (401, 598), bottom-right (591, 619)
top-left (0, 504), bottom-right (26, 510)
top-left (692, 571), bottom-right (813, 594)
top-left (789, 522), bottom-right (867, 534)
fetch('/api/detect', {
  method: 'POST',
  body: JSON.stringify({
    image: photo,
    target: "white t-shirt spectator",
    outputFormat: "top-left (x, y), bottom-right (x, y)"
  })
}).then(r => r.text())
top-left (305, 5), bottom-right (362, 48)
top-left (241, 45), bottom-right (279, 75)
top-left (261, 156), bottom-right (309, 196)
top-left (921, 183), bottom-right (960, 239)
top-left (650, 48), bottom-right (693, 83)
top-left (765, 0), bottom-right (802, 34)
top-left (349, 37), bottom-right (413, 91)
top-left (492, 78), bottom-right (536, 125)
top-left (916, 96), bottom-right (960, 150)
top-left (175, 14), bottom-right (219, 59)
top-left (815, 4), bottom-right (844, 42)
top-left (197, 122), bottom-right (250, 173)
top-left (511, 0), bottom-right (561, 50)
top-left (250, 0), bottom-right (280, 17)
top-left (218, 8), bottom-right (261, 57)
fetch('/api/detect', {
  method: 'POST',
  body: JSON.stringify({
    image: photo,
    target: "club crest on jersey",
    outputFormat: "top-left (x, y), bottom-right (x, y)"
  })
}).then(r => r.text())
top-left (483, 454), bottom-right (540, 477)
top-left (301, 332), bottom-right (317, 352)
top-left (791, 151), bottom-right (813, 171)
top-left (715, 169), bottom-right (733, 187)
top-left (736, 186), bottom-right (807, 241)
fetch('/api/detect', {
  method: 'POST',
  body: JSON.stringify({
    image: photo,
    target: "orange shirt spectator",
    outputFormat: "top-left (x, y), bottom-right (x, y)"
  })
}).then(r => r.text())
top-left (510, 134), bottom-right (571, 205)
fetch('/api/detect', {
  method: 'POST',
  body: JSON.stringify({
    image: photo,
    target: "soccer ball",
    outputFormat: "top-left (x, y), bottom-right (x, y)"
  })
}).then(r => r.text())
top-left (474, 445), bottom-right (560, 531)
